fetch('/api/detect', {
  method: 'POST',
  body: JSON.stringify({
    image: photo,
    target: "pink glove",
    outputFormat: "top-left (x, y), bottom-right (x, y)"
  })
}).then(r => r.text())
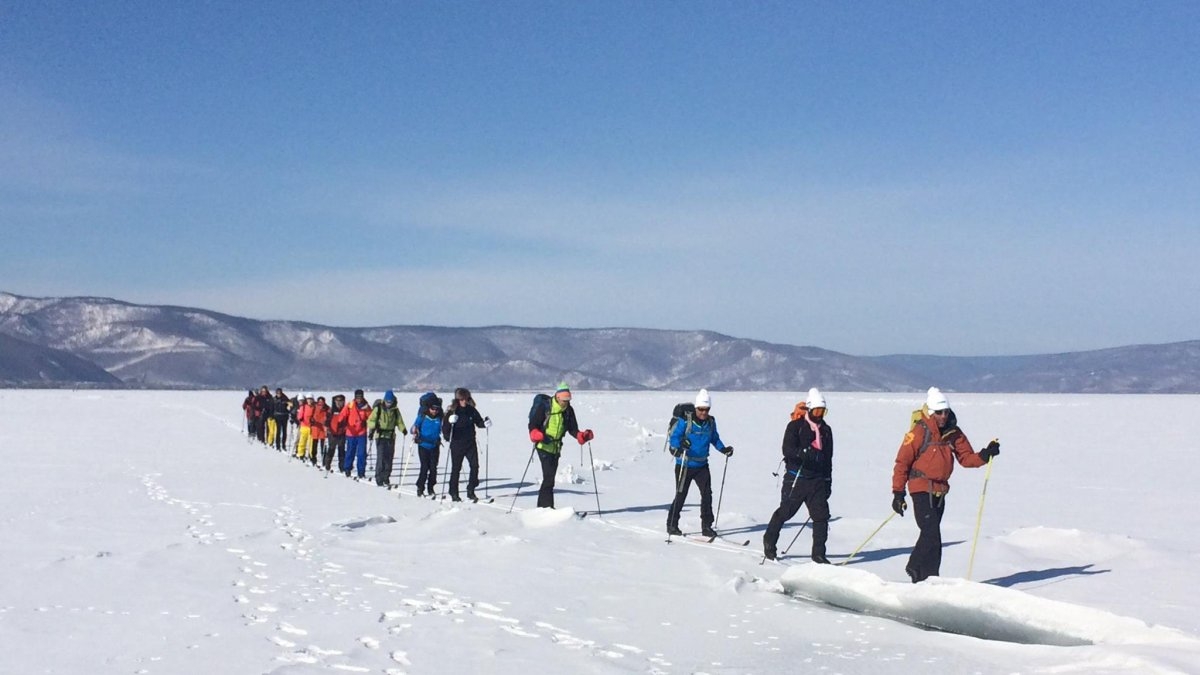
top-left (576, 429), bottom-right (594, 444)
top-left (529, 428), bottom-right (545, 443)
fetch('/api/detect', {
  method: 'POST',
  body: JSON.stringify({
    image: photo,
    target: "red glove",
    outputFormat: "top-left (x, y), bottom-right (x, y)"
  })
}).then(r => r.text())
top-left (576, 429), bottom-right (594, 444)
top-left (529, 428), bottom-right (545, 443)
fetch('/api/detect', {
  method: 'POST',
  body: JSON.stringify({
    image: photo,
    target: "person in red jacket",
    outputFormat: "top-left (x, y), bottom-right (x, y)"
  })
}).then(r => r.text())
top-left (326, 394), bottom-right (347, 472)
top-left (311, 396), bottom-right (329, 467)
top-left (242, 390), bottom-right (255, 437)
top-left (892, 387), bottom-right (999, 582)
top-left (341, 389), bottom-right (373, 478)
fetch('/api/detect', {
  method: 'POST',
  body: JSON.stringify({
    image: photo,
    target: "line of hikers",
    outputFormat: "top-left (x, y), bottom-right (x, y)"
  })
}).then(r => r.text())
top-left (243, 383), bottom-right (998, 583)
top-left (241, 385), bottom-right (494, 502)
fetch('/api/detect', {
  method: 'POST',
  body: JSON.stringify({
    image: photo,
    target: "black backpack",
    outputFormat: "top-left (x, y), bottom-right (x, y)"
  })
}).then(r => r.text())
top-left (417, 391), bottom-right (441, 419)
top-left (668, 402), bottom-right (696, 440)
top-left (528, 393), bottom-right (552, 430)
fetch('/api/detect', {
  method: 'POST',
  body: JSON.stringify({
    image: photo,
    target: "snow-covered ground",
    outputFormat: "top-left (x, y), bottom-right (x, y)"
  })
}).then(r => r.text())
top-left (3, 390), bottom-right (1198, 674)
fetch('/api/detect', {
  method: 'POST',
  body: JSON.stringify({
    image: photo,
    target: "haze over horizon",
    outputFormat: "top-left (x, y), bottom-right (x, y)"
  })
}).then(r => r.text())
top-left (3, 2), bottom-right (1197, 356)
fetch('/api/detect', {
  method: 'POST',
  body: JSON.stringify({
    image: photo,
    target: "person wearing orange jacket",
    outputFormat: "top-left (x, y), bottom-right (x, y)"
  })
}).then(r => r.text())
top-left (340, 389), bottom-right (373, 479)
top-left (892, 387), bottom-right (999, 583)
top-left (294, 394), bottom-right (314, 460)
top-left (326, 394), bottom-right (347, 472)
top-left (310, 396), bottom-right (330, 467)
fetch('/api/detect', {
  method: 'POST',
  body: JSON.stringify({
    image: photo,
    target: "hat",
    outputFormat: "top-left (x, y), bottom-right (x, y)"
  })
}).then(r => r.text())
top-left (555, 382), bottom-right (571, 394)
top-left (805, 387), bottom-right (826, 408)
top-left (354, 389), bottom-right (365, 398)
top-left (694, 388), bottom-right (711, 408)
top-left (383, 389), bottom-right (396, 404)
top-left (926, 387), bottom-right (950, 412)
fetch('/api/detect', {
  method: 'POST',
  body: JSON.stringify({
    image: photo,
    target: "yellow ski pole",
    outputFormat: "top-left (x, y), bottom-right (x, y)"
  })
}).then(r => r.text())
top-left (967, 439), bottom-right (999, 580)
top-left (839, 511), bottom-right (897, 566)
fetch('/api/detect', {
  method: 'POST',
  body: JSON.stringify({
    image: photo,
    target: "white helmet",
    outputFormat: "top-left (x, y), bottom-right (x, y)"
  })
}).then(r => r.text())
top-left (926, 387), bottom-right (949, 412)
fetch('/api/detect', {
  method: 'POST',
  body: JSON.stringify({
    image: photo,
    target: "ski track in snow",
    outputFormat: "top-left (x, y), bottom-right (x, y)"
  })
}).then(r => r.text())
top-left (140, 461), bottom-right (669, 672)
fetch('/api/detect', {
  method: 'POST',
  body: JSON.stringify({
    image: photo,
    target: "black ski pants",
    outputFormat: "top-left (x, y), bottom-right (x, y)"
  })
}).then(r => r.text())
top-left (537, 449), bottom-right (560, 508)
top-left (374, 437), bottom-right (396, 486)
top-left (907, 491), bottom-right (946, 582)
top-left (273, 416), bottom-right (289, 451)
top-left (449, 442), bottom-right (479, 498)
top-left (329, 435), bottom-right (346, 471)
top-left (763, 475), bottom-right (831, 557)
top-left (417, 446), bottom-right (439, 494)
top-left (668, 463), bottom-right (713, 530)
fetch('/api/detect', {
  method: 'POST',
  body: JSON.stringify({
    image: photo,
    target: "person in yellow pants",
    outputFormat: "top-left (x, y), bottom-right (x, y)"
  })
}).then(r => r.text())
top-left (295, 393), bottom-right (314, 460)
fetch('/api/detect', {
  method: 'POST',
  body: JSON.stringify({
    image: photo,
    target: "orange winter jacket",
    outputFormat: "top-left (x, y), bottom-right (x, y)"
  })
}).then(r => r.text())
top-left (342, 401), bottom-right (372, 436)
top-left (311, 404), bottom-right (329, 440)
top-left (892, 414), bottom-right (985, 495)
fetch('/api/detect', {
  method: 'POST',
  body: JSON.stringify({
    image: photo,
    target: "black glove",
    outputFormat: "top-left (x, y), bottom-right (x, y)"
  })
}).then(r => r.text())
top-left (892, 491), bottom-right (907, 516)
top-left (721, 446), bottom-right (734, 457)
top-left (980, 440), bottom-right (1000, 463)
top-left (670, 447), bottom-right (684, 458)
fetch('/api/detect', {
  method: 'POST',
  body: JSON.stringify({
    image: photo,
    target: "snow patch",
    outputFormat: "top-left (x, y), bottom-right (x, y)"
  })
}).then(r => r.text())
top-left (780, 564), bottom-right (1195, 647)
top-left (519, 507), bottom-right (578, 528)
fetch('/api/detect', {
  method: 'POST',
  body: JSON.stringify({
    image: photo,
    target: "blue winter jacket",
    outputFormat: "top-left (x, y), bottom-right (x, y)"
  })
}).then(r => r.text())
top-left (669, 416), bottom-right (726, 469)
top-left (413, 415), bottom-right (443, 450)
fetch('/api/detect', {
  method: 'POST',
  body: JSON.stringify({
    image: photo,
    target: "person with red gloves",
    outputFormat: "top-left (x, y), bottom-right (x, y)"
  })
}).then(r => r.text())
top-left (528, 382), bottom-right (593, 508)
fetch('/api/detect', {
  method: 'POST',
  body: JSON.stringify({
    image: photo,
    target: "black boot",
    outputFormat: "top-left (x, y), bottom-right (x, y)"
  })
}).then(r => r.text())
top-left (811, 553), bottom-right (831, 564)
top-left (667, 524), bottom-right (683, 536)
top-left (763, 542), bottom-right (777, 561)
top-left (702, 525), bottom-right (717, 538)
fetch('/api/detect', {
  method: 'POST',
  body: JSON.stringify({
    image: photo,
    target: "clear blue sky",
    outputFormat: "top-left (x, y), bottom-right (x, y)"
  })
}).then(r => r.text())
top-left (2, 1), bottom-right (1197, 356)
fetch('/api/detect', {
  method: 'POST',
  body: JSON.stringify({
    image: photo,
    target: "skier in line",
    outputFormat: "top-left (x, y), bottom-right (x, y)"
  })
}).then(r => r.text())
top-left (528, 383), bottom-right (593, 509)
top-left (762, 388), bottom-right (833, 562)
top-left (271, 388), bottom-right (292, 452)
top-left (340, 389), bottom-right (373, 479)
top-left (295, 394), bottom-right (314, 460)
top-left (411, 394), bottom-right (444, 497)
top-left (242, 390), bottom-right (256, 437)
top-left (253, 385), bottom-right (272, 443)
top-left (892, 387), bottom-right (999, 582)
top-left (325, 394), bottom-right (347, 471)
top-left (367, 390), bottom-right (407, 487)
top-left (667, 389), bottom-right (733, 537)
top-left (310, 395), bottom-right (329, 467)
top-left (442, 387), bottom-right (491, 502)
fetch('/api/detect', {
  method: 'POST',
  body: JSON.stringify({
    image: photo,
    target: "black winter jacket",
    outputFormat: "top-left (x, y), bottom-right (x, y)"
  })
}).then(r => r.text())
top-left (781, 417), bottom-right (833, 480)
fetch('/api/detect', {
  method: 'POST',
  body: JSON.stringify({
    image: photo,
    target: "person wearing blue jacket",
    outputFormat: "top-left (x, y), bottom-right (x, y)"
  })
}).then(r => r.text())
top-left (667, 389), bottom-right (733, 537)
top-left (410, 394), bottom-right (444, 498)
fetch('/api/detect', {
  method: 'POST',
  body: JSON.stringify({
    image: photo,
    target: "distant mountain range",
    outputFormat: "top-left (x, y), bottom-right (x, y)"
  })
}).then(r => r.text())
top-left (1, 291), bottom-right (1196, 393)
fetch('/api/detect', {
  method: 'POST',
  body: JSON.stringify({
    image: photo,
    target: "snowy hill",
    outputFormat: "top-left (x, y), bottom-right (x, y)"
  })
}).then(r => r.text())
top-left (0, 331), bottom-right (121, 386)
top-left (1, 291), bottom-right (1197, 392)
top-left (3, 389), bottom-right (1197, 674)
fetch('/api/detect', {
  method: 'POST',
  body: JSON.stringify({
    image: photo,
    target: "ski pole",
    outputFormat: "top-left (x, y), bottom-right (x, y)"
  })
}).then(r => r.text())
top-left (484, 427), bottom-right (490, 499)
top-left (839, 512), bottom-right (897, 566)
top-left (508, 445), bottom-right (537, 514)
top-left (440, 424), bottom-right (455, 500)
top-left (392, 435), bottom-right (405, 494)
top-left (713, 454), bottom-right (730, 527)
top-left (587, 441), bottom-right (601, 518)
top-left (781, 516), bottom-right (811, 556)
top-left (967, 451), bottom-right (997, 580)
top-left (399, 430), bottom-right (415, 497)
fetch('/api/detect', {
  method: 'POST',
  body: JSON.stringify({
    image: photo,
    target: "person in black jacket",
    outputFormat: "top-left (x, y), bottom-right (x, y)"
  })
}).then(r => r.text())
top-left (441, 387), bottom-right (490, 502)
top-left (763, 388), bottom-right (833, 563)
top-left (271, 388), bottom-right (291, 452)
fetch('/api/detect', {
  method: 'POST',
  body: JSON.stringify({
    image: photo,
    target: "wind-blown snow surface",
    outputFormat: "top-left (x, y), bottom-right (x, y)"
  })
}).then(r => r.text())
top-left (3, 390), bottom-right (1198, 674)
